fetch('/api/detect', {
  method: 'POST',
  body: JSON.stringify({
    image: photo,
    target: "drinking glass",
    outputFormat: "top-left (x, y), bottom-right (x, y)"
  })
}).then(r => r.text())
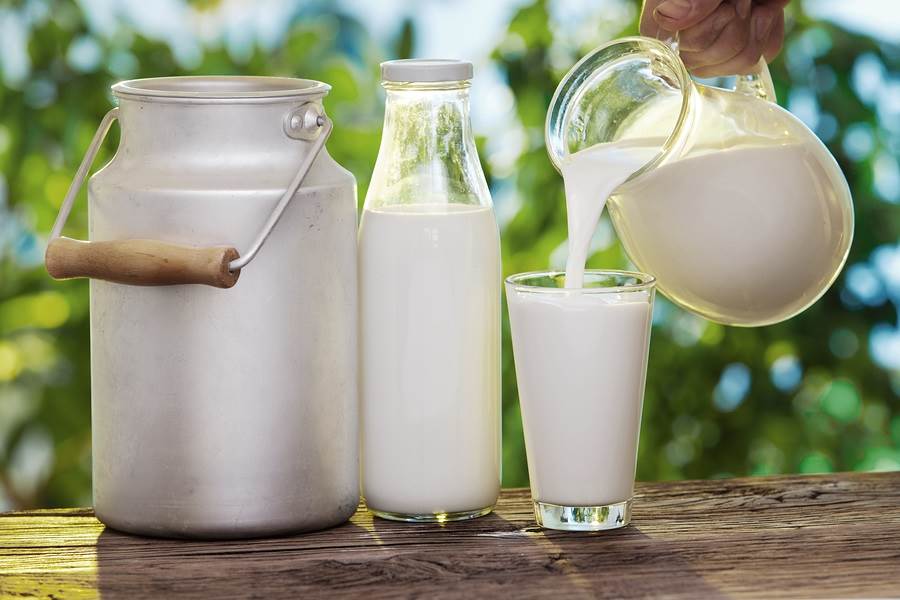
top-left (505, 270), bottom-right (655, 531)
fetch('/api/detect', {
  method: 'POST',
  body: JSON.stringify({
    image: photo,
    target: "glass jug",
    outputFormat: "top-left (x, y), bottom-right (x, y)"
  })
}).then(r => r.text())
top-left (546, 37), bottom-right (854, 326)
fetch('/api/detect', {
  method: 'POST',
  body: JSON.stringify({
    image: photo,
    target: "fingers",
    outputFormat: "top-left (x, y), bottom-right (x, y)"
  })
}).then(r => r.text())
top-left (638, 0), bottom-right (785, 77)
top-left (639, 0), bottom-right (675, 39)
top-left (652, 0), bottom-right (726, 32)
top-left (680, 5), bottom-right (751, 71)
top-left (691, 5), bottom-right (779, 77)
top-left (678, 2), bottom-right (737, 55)
top-left (763, 12), bottom-right (785, 62)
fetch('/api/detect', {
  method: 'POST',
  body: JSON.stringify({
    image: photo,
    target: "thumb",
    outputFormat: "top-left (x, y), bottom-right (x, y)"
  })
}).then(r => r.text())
top-left (653, 0), bottom-right (724, 31)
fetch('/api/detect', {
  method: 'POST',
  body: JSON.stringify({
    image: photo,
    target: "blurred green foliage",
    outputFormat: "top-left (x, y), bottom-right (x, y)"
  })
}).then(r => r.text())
top-left (0, 0), bottom-right (898, 509)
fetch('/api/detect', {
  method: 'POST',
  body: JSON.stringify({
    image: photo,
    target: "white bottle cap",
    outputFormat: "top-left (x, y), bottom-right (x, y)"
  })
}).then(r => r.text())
top-left (381, 59), bottom-right (474, 83)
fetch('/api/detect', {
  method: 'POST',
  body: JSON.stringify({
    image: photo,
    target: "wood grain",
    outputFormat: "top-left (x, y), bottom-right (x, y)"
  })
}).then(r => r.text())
top-left (1, 473), bottom-right (899, 599)
top-left (45, 237), bottom-right (240, 289)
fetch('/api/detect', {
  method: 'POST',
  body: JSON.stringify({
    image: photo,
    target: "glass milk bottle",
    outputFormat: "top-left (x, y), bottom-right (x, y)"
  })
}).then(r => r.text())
top-left (360, 59), bottom-right (501, 522)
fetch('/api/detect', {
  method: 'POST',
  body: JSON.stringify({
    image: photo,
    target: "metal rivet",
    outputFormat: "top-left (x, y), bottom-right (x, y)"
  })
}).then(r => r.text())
top-left (284, 103), bottom-right (326, 140)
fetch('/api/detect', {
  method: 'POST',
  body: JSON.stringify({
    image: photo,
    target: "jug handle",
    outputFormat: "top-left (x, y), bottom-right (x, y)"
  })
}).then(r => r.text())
top-left (45, 104), bottom-right (332, 289)
top-left (734, 58), bottom-right (777, 103)
top-left (662, 30), bottom-right (777, 103)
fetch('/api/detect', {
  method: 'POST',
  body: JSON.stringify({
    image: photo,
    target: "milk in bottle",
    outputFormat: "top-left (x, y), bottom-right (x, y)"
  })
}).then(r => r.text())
top-left (360, 59), bottom-right (501, 521)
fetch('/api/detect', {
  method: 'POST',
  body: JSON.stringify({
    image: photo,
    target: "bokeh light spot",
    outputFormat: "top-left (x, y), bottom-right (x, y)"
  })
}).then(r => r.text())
top-left (799, 452), bottom-right (833, 474)
top-left (29, 292), bottom-right (70, 329)
top-left (842, 122), bottom-right (875, 162)
top-left (856, 447), bottom-right (900, 472)
top-left (0, 341), bottom-right (23, 381)
top-left (870, 323), bottom-right (900, 370)
top-left (844, 263), bottom-right (886, 306)
top-left (15, 333), bottom-right (57, 374)
top-left (771, 355), bottom-right (803, 392)
top-left (851, 52), bottom-right (885, 105)
top-left (699, 322), bottom-right (724, 345)
top-left (873, 151), bottom-right (900, 203)
top-left (713, 363), bottom-right (751, 412)
top-left (819, 379), bottom-right (861, 423)
top-left (788, 87), bottom-right (820, 130)
top-left (66, 35), bottom-right (102, 72)
top-left (44, 172), bottom-right (71, 208)
top-left (23, 78), bottom-right (57, 109)
top-left (665, 437), bottom-right (695, 467)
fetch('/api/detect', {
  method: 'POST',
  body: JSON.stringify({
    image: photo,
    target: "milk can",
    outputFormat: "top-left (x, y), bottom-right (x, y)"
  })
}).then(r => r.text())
top-left (44, 77), bottom-right (359, 538)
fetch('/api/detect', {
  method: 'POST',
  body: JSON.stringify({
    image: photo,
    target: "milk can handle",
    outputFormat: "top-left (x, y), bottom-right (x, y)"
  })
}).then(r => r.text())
top-left (45, 104), bottom-right (332, 289)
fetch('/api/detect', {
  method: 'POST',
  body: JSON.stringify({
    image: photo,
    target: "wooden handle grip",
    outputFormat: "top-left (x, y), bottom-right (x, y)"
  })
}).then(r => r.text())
top-left (45, 237), bottom-right (240, 289)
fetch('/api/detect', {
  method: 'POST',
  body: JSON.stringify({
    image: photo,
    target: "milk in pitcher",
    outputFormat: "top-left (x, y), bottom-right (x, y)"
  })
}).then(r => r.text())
top-left (561, 137), bottom-right (849, 327)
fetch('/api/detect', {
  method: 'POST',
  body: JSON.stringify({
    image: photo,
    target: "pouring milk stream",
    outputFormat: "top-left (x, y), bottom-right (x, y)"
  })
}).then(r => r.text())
top-left (561, 139), bottom-right (657, 289)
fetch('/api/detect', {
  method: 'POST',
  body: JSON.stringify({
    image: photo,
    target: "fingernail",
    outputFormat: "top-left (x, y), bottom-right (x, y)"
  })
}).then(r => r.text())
top-left (736, 0), bottom-right (751, 20)
top-left (656, 0), bottom-right (692, 21)
top-left (753, 12), bottom-right (775, 42)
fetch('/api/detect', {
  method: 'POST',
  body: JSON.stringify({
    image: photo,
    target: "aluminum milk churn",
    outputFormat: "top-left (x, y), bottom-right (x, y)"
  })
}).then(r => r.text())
top-left (44, 77), bottom-right (359, 538)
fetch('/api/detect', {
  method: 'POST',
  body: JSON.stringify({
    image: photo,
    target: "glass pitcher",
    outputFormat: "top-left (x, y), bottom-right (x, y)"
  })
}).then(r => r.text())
top-left (546, 37), bottom-right (854, 326)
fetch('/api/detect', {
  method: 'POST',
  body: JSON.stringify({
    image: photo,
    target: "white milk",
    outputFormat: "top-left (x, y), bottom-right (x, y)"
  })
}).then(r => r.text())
top-left (359, 203), bottom-right (501, 517)
top-left (609, 141), bottom-right (852, 324)
top-left (507, 287), bottom-right (652, 506)
top-left (563, 138), bottom-right (850, 324)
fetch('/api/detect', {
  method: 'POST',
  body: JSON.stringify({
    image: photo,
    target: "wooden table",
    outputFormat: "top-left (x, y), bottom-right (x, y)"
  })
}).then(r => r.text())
top-left (2, 472), bottom-right (898, 598)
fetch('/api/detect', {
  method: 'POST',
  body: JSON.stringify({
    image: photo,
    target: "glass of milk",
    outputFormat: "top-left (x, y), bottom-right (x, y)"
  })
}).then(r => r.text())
top-left (506, 270), bottom-right (655, 531)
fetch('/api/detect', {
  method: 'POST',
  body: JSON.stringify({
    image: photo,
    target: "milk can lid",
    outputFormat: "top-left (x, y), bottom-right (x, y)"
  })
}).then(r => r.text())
top-left (381, 59), bottom-right (473, 83)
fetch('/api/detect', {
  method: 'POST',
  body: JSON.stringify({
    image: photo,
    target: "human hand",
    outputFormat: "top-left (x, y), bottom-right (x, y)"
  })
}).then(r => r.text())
top-left (639, 0), bottom-right (788, 77)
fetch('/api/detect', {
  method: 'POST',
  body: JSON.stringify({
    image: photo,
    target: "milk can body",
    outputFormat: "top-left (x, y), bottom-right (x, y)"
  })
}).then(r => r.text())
top-left (360, 60), bottom-right (502, 522)
top-left (71, 78), bottom-right (359, 538)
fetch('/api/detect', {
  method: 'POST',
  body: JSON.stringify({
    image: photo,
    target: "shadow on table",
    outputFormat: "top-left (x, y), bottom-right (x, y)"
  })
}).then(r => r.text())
top-left (535, 525), bottom-right (726, 598)
top-left (94, 510), bottom-right (724, 598)
top-left (94, 515), bottom-right (384, 599)
top-left (363, 510), bottom-right (725, 598)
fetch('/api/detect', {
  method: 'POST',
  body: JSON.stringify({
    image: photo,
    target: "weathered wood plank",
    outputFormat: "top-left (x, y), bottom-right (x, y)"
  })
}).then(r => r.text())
top-left (1, 473), bottom-right (898, 599)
